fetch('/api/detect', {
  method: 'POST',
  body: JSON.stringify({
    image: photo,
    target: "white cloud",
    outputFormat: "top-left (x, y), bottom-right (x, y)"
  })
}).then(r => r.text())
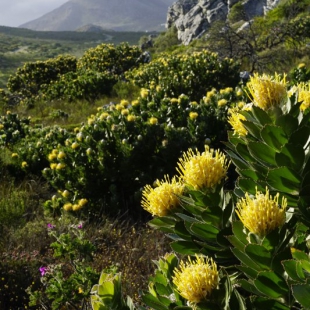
top-left (0, 0), bottom-right (68, 27)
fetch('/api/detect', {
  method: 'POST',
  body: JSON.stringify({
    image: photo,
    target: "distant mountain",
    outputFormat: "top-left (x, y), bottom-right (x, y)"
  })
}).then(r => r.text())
top-left (19, 0), bottom-right (175, 32)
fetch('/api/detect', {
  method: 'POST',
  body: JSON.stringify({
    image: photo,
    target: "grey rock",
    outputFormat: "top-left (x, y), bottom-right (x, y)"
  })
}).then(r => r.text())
top-left (167, 0), bottom-right (281, 45)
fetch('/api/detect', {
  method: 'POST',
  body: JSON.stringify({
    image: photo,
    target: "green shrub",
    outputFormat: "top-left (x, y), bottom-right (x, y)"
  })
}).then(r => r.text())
top-left (7, 55), bottom-right (77, 106)
top-left (127, 50), bottom-right (240, 101)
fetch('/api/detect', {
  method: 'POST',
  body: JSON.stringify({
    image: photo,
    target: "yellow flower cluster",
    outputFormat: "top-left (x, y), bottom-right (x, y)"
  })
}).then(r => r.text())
top-left (172, 255), bottom-right (219, 303)
top-left (141, 176), bottom-right (184, 216)
top-left (220, 87), bottom-right (233, 95)
top-left (63, 198), bottom-right (88, 212)
top-left (236, 188), bottom-right (287, 237)
top-left (203, 88), bottom-right (217, 104)
top-left (177, 146), bottom-right (229, 191)
top-left (246, 73), bottom-right (287, 110)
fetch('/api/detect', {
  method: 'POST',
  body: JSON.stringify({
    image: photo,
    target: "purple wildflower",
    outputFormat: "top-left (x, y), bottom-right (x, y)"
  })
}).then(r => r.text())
top-left (47, 223), bottom-right (55, 229)
top-left (39, 266), bottom-right (48, 276)
top-left (77, 222), bottom-right (83, 229)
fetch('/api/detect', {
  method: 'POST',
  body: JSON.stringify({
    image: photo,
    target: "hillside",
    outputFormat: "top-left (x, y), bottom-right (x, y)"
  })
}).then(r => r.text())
top-left (19, 0), bottom-right (175, 32)
top-left (0, 25), bottom-right (147, 89)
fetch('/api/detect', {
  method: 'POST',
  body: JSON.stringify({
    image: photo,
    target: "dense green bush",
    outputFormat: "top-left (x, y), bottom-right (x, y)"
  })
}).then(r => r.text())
top-left (77, 42), bottom-right (143, 75)
top-left (44, 70), bottom-right (117, 102)
top-left (127, 50), bottom-right (240, 101)
top-left (7, 55), bottom-right (77, 106)
top-left (0, 111), bottom-right (30, 147)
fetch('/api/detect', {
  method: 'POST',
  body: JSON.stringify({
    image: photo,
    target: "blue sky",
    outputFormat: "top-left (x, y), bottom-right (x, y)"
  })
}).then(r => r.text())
top-left (0, 0), bottom-right (68, 27)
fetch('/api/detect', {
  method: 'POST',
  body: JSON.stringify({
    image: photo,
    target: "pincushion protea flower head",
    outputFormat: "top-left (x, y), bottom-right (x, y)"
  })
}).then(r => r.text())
top-left (246, 73), bottom-right (287, 110)
top-left (177, 146), bottom-right (229, 191)
top-left (172, 254), bottom-right (219, 304)
top-left (236, 188), bottom-right (287, 238)
top-left (141, 176), bottom-right (184, 216)
top-left (296, 82), bottom-right (310, 112)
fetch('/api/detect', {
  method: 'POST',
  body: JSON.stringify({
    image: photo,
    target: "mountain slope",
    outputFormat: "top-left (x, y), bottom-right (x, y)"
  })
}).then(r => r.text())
top-left (19, 0), bottom-right (175, 32)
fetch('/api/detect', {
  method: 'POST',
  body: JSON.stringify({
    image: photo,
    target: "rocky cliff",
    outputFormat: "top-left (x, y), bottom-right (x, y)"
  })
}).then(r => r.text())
top-left (166, 0), bottom-right (281, 45)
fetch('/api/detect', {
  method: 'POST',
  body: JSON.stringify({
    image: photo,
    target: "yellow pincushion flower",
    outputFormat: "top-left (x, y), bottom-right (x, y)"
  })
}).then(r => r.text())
top-left (121, 109), bottom-right (129, 116)
top-left (127, 115), bottom-right (136, 122)
top-left (236, 188), bottom-right (287, 238)
top-left (120, 99), bottom-right (129, 107)
top-left (131, 100), bottom-right (139, 107)
top-left (140, 88), bottom-right (149, 99)
top-left (141, 176), bottom-right (184, 216)
top-left (177, 146), bottom-right (229, 190)
top-left (99, 112), bottom-right (109, 120)
top-left (78, 198), bottom-right (88, 207)
top-left (228, 107), bottom-right (247, 136)
top-left (297, 82), bottom-right (310, 112)
top-left (173, 255), bottom-right (219, 304)
top-left (246, 73), bottom-right (287, 110)
top-left (63, 203), bottom-right (73, 211)
top-left (149, 117), bottom-right (158, 125)
top-left (189, 112), bottom-right (198, 120)
top-left (218, 99), bottom-right (228, 107)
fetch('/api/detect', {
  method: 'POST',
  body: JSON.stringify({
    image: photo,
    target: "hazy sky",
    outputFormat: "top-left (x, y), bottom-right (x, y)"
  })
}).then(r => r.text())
top-left (0, 0), bottom-right (68, 27)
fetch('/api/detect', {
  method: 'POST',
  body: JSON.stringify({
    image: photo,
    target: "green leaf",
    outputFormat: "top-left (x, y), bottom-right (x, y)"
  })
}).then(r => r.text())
top-left (262, 229), bottom-right (280, 251)
top-left (242, 120), bottom-right (262, 138)
top-left (227, 235), bottom-right (245, 251)
top-left (237, 265), bottom-right (258, 279)
top-left (251, 297), bottom-right (290, 310)
top-left (148, 217), bottom-right (176, 233)
top-left (175, 213), bottom-right (198, 224)
top-left (170, 241), bottom-right (201, 255)
top-left (276, 114), bottom-right (298, 137)
top-left (275, 143), bottom-right (305, 172)
top-left (237, 178), bottom-right (265, 194)
top-left (260, 124), bottom-right (288, 151)
top-left (254, 271), bottom-right (288, 298)
top-left (247, 142), bottom-right (277, 166)
top-left (225, 150), bottom-right (249, 170)
top-left (238, 169), bottom-right (259, 181)
top-left (289, 125), bottom-right (310, 148)
top-left (142, 293), bottom-right (168, 310)
top-left (245, 244), bottom-right (272, 270)
top-left (237, 279), bottom-right (262, 295)
top-left (230, 289), bottom-right (247, 310)
top-left (154, 273), bottom-right (168, 286)
top-left (300, 259), bottom-right (310, 273)
top-left (292, 284), bottom-right (310, 309)
top-left (231, 248), bottom-right (261, 271)
top-left (201, 207), bottom-right (223, 227)
top-left (189, 222), bottom-right (220, 241)
top-left (173, 221), bottom-right (192, 241)
top-left (236, 143), bottom-right (256, 163)
top-left (291, 248), bottom-right (310, 261)
top-left (267, 167), bottom-right (301, 194)
top-left (231, 221), bottom-right (248, 246)
top-left (282, 260), bottom-right (304, 282)
top-left (252, 105), bottom-right (273, 125)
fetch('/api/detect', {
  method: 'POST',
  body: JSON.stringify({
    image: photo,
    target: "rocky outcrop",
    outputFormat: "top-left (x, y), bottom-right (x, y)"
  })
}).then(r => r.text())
top-left (166, 0), bottom-right (281, 45)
